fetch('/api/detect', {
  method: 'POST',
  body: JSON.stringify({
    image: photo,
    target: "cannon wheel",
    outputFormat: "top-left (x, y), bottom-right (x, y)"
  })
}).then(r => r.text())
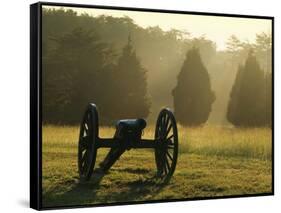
top-left (78, 103), bottom-right (99, 181)
top-left (155, 108), bottom-right (178, 183)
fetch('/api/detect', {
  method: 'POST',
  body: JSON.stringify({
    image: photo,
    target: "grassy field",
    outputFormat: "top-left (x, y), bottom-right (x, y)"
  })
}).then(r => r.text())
top-left (42, 125), bottom-right (272, 208)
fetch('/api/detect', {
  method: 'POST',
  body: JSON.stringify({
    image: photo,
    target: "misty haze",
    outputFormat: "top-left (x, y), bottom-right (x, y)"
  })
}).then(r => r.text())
top-left (41, 5), bottom-right (272, 207)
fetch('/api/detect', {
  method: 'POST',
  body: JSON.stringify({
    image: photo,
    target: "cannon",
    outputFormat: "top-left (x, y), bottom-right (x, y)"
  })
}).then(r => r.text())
top-left (78, 103), bottom-right (178, 183)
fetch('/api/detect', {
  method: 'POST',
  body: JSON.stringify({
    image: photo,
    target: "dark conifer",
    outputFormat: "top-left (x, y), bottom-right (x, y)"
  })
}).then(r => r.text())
top-left (227, 50), bottom-right (266, 126)
top-left (172, 47), bottom-right (215, 126)
top-left (112, 36), bottom-right (151, 120)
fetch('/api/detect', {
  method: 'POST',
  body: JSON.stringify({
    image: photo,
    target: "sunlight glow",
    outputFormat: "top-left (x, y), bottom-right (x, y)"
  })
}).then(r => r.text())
top-left (43, 5), bottom-right (272, 50)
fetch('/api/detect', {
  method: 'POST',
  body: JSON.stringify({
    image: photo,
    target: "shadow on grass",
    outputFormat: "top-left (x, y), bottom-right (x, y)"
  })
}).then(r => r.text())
top-left (43, 168), bottom-right (167, 208)
top-left (111, 167), bottom-right (151, 174)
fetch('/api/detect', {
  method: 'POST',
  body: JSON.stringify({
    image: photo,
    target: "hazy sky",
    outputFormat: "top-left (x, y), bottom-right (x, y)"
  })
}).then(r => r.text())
top-left (44, 5), bottom-right (272, 50)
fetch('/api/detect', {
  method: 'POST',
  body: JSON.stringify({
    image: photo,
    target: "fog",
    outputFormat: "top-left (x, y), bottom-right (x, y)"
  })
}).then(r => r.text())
top-left (42, 6), bottom-right (272, 126)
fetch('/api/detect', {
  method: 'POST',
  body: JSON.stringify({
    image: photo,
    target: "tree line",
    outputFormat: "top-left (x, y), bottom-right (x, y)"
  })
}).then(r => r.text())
top-left (43, 28), bottom-right (150, 124)
top-left (42, 8), bottom-right (272, 127)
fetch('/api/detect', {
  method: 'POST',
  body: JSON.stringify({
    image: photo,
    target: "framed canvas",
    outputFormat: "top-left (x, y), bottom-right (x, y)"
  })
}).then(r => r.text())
top-left (30, 2), bottom-right (274, 210)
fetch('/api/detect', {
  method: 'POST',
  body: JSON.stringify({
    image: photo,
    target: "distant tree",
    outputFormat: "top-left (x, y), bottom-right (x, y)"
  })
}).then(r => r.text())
top-left (226, 35), bottom-right (243, 53)
top-left (112, 36), bottom-right (151, 120)
top-left (254, 32), bottom-right (272, 73)
top-left (172, 47), bottom-right (215, 126)
top-left (227, 50), bottom-right (266, 126)
top-left (255, 32), bottom-right (272, 52)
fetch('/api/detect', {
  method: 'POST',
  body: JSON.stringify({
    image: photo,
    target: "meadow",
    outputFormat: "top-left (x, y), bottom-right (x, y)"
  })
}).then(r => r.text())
top-left (42, 125), bottom-right (272, 208)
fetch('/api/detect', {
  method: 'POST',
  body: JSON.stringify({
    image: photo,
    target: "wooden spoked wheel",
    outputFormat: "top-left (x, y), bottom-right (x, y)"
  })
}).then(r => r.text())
top-left (78, 103), bottom-right (99, 181)
top-left (155, 108), bottom-right (178, 183)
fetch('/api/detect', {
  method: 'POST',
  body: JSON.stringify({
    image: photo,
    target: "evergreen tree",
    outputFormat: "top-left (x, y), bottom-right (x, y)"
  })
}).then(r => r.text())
top-left (112, 36), bottom-right (151, 120)
top-left (227, 50), bottom-right (266, 126)
top-left (172, 47), bottom-right (215, 126)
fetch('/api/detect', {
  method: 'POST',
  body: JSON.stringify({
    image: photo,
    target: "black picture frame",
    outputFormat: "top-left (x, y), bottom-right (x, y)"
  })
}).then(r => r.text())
top-left (30, 1), bottom-right (274, 210)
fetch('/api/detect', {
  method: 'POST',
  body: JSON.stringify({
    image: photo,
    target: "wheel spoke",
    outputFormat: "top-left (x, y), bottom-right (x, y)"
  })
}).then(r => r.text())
top-left (82, 158), bottom-right (88, 173)
top-left (163, 158), bottom-right (168, 175)
top-left (159, 125), bottom-right (163, 138)
top-left (165, 155), bottom-right (171, 171)
top-left (166, 150), bottom-right (173, 161)
top-left (161, 114), bottom-right (166, 127)
top-left (167, 144), bottom-right (174, 149)
top-left (83, 129), bottom-right (88, 138)
top-left (167, 134), bottom-right (174, 141)
top-left (81, 151), bottom-right (88, 163)
top-left (166, 137), bottom-right (174, 145)
top-left (163, 116), bottom-right (170, 132)
top-left (160, 115), bottom-right (166, 137)
top-left (158, 153), bottom-right (164, 175)
top-left (164, 123), bottom-right (172, 139)
top-left (81, 156), bottom-right (88, 173)
top-left (80, 136), bottom-right (89, 150)
top-left (157, 118), bottom-right (162, 137)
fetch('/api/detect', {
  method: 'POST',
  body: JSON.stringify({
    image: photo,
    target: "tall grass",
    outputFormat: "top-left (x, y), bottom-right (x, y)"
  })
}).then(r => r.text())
top-left (177, 125), bottom-right (272, 160)
top-left (43, 125), bottom-right (272, 160)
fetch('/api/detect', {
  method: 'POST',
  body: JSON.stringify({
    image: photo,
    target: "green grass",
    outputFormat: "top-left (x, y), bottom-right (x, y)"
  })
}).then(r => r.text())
top-left (42, 125), bottom-right (272, 208)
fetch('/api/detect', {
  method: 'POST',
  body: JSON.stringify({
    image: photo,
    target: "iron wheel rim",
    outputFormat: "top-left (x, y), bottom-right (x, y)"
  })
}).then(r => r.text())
top-left (155, 108), bottom-right (178, 183)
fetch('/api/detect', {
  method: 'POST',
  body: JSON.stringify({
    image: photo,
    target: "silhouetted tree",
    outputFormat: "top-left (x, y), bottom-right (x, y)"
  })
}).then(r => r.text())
top-left (172, 47), bottom-right (215, 126)
top-left (227, 50), bottom-right (266, 126)
top-left (112, 36), bottom-right (151, 120)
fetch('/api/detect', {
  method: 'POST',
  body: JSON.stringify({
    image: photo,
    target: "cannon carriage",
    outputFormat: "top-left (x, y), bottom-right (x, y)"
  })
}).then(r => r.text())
top-left (78, 103), bottom-right (178, 183)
